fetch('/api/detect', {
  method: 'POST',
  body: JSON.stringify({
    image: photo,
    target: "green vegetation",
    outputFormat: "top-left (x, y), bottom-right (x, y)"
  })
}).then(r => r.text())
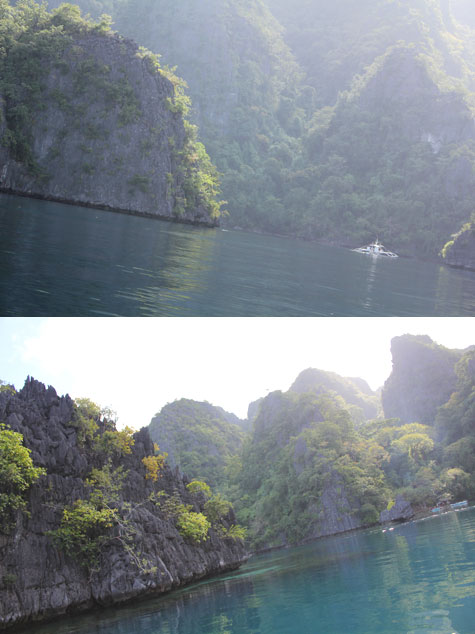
top-left (186, 480), bottom-right (211, 497)
top-left (142, 447), bottom-right (168, 481)
top-left (69, 397), bottom-right (135, 456)
top-left (143, 337), bottom-right (475, 551)
top-left (156, 487), bottom-right (245, 544)
top-left (0, 1), bottom-right (112, 171)
top-left (227, 371), bottom-right (475, 549)
top-left (47, 394), bottom-right (245, 564)
top-left (49, 401), bottom-right (148, 570)
top-left (44, 0), bottom-right (475, 255)
top-left (227, 392), bottom-right (390, 550)
top-left (0, 423), bottom-right (45, 531)
top-left (0, 0), bottom-right (224, 222)
top-left (148, 399), bottom-right (245, 490)
top-left (51, 497), bottom-right (118, 567)
top-left (440, 212), bottom-right (475, 259)
top-left (176, 508), bottom-right (210, 543)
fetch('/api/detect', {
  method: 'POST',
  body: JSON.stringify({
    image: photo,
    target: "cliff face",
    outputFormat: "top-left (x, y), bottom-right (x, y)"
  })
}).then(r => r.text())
top-left (0, 8), bottom-right (220, 225)
top-left (148, 399), bottom-right (245, 490)
top-left (235, 390), bottom-right (388, 550)
top-left (0, 380), bottom-right (246, 630)
top-left (289, 368), bottom-right (380, 422)
top-left (381, 335), bottom-right (463, 424)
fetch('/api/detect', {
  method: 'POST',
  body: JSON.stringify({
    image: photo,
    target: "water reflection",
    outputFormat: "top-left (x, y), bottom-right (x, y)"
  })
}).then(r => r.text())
top-left (362, 257), bottom-right (378, 312)
top-left (0, 195), bottom-right (218, 316)
top-left (24, 508), bottom-right (475, 634)
top-left (1, 194), bottom-right (475, 316)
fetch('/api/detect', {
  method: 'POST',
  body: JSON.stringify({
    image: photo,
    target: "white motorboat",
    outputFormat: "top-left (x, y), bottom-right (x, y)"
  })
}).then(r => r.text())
top-left (352, 240), bottom-right (398, 258)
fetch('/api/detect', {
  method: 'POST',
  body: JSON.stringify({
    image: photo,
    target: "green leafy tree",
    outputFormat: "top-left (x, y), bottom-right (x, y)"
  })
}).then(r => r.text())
top-left (204, 493), bottom-right (232, 524)
top-left (0, 423), bottom-right (46, 530)
top-left (176, 509), bottom-right (210, 543)
top-left (186, 480), bottom-right (211, 497)
top-left (51, 498), bottom-right (118, 568)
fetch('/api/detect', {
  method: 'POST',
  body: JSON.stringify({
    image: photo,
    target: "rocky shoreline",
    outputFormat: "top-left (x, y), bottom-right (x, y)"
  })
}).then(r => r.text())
top-left (0, 380), bottom-right (247, 631)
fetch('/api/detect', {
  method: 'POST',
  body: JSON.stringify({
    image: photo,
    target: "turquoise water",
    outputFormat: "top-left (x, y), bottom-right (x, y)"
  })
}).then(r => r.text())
top-left (26, 507), bottom-right (475, 634)
top-left (1, 194), bottom-right (475, 316)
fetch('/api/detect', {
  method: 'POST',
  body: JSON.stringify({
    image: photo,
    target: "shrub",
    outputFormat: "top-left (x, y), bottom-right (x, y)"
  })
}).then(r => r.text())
top-left (154, 492), bottom-right (211, 542)
top-left (86, 463), bottom-right (128, 502)
top-left (360, 502), bottom-right (379, 525)
top-left (142, 451), bottom-right (167, 481)
top-left (93, 427), bottom-right (135, 456)
top-left (221, 524), bottom-right (247, 541)
top-left (204, 494), bottom-right (232, 524)
top-left (186, 480), bottom-right (211, 497)
top-left (50, 498), bottom-right (117, 568)
top-left (176, 509), bottom-right (210, 543)
top-left (69, 398), bottom-right (99, 445)
top-left (0, 423), bottom-right (45, 530)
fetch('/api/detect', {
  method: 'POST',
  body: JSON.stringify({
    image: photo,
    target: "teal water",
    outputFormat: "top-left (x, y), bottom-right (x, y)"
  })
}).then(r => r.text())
top-left (26, 507), bottom-right (475, 634)
top-left (1, 194), bottom-right (475, 316)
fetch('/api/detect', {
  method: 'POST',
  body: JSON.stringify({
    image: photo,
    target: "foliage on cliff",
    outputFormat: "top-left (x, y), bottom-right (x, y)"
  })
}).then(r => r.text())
top-left (46, 0), bottom-right (475, 255)
top-left (45, 0), bottom-right (311, 234)
top-left (289, 368), bottom-right (381, 423)
top-left (379, 336), bottom-right (475, 504)
top-left (145, 342), bottom-right (475, 549)
top-left (226, 391), bottom-right (391, 550)
top-left (0, 379), bottom-right (247, 630)
top-left (440, 212), bottom-right (475, 269)
top-left (148, 399), bottom-right (246, 490)
top-left (0, 0), bottom-right (224, 223)
top-left (0, 423), bottom-right (45, 530)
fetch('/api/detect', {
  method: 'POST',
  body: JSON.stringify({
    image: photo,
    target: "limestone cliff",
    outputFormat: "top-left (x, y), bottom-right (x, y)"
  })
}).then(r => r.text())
top-left (148, 399), bottom-right (246, 490)
top-left (0, 6), bottom-right (221, 225)
top-left (289, 368), bottom-right (380, 423)
top-left (381, 335), bottom-right (463, 424)
top-left (235, 390), bottom-right (389, 551)
top-left (0, 379), bottom-right (246, 630)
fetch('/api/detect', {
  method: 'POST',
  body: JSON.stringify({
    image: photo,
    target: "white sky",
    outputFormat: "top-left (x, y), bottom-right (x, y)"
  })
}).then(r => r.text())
top-left (0, 317), bottom-right (473, 429)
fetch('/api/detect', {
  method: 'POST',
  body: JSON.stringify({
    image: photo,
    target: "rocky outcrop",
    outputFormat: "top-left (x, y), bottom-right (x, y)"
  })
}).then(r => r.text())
top-left (148, 399), bottom-right (245, 489)
top-left (240, 389), bottom-right (387, 551)
top-left (382, 335), bottom-right (463, 424)
top-left (303, 474), bottom-right (364, 542)
top-left (0, 16), bottom-right (219, 226)
top-left (380, 496), bottom-right (414, 523)
top-left (289, 368), bottom-right (380, 421)
top-left (441, 222), bottom-right (475, 271)
top-left (0, 379), bottom-right (247, 630)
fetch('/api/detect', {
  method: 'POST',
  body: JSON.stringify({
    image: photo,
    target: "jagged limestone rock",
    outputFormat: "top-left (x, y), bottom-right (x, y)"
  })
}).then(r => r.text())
top-left (0, 379), bottom-right (246, 631)
top-left (380, 496), bottom-right (414, 523)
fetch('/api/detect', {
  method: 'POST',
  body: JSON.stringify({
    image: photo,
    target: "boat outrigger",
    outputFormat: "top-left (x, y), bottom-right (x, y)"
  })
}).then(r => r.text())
top-left (352, 240), bottom-right (398, 258)
top-left (431, 500), bottom-right (468, 513)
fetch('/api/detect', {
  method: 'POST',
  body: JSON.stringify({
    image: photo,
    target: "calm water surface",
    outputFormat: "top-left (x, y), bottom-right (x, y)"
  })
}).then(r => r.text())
top-left (26, 507), bottom-right (475, 634)
top-left (1, 194), bottom-right (475, 316)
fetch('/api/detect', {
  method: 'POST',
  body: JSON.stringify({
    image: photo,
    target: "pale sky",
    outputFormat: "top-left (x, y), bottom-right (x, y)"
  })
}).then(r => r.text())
top-left (0, 317), bottom-right (473, 428)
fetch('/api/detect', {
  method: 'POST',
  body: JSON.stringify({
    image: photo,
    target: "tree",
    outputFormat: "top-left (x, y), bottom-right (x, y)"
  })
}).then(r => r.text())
top-left (0, 423), bottom-right (45, 530)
